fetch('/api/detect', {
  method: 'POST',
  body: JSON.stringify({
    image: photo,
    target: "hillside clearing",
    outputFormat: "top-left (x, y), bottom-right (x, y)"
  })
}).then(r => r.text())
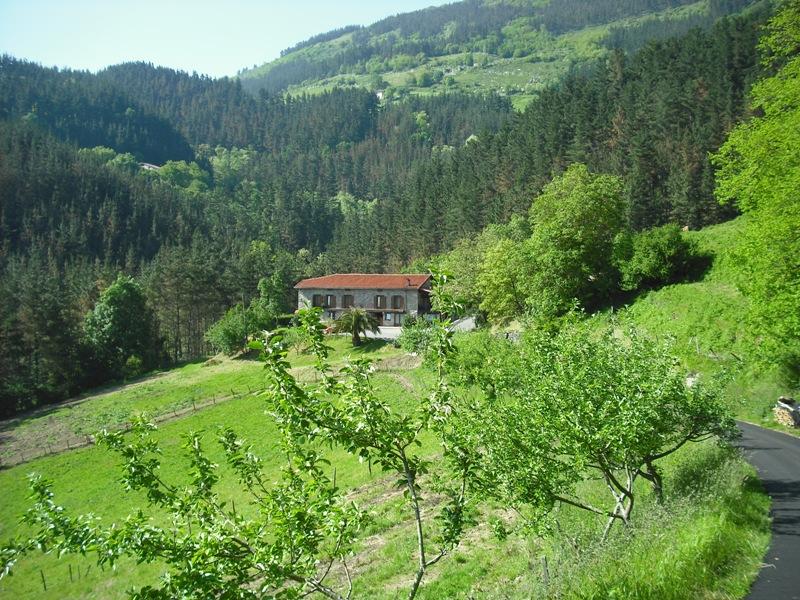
top-left (604, 217), bottom-right (799, 435)
top-left (0, 338), bottom-right (407, 467)
top-left (0, 307), bottom-right (771, 599)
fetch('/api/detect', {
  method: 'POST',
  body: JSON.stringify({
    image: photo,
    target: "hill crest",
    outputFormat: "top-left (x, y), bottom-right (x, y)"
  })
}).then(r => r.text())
top-left (237, 0), bottom-right (757, 108)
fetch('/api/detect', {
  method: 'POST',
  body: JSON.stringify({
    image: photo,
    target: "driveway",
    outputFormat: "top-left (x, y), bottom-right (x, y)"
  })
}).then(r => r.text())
top-left (737, 421), bottom-right (800, 600)
top-left (364, 326), bottom-right (402, 341)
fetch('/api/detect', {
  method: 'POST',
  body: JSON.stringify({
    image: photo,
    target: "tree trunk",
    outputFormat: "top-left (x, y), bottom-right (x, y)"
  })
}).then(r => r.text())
top-left (642, 460), bottom-right (664, 503)
top-left (402, 455), bottom-right (426, 600)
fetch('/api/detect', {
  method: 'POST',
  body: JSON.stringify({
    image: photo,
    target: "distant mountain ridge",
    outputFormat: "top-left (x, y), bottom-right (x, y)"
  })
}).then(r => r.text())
top-left (238, 0), bottom-right (757, 106)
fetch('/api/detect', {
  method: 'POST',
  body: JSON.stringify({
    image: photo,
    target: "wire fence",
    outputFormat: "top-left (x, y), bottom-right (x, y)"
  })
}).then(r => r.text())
top-left (0, 357), bottom-right (422, 469)
top-left (0, 388), bottom-right (254, 469)
top-left (33, 557), bottom-right (125, 592)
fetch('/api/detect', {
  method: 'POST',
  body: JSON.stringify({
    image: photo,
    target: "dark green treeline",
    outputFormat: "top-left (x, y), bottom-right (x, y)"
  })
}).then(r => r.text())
top-left (334, 8), bottom-right (766, 270)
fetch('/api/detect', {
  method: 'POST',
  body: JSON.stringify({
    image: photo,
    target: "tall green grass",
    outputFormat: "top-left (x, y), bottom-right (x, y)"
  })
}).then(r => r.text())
top-left (608, 216), bottom-right (797, 434)
top-left (538, 446), bottom-right (769, 600)
top-left (320, 444), bottom-right (768, 599)
top-left (1, 338), bottom-right (401, 464)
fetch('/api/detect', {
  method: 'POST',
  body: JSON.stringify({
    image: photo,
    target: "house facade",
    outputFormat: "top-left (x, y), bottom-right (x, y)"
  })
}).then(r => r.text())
top-left (294, 274), bottom-right (432, 326)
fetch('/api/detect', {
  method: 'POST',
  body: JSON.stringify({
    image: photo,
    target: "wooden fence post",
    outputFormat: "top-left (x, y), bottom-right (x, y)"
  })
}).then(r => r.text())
top-left (541, 556), bottom-right (549, 588)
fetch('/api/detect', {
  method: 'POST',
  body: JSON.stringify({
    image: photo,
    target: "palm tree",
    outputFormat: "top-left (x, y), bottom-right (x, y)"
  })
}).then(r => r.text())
top-left (332, 307), bottom-right (380, 346)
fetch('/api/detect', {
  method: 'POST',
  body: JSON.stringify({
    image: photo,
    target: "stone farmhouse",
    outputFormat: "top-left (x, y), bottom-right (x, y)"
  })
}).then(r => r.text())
top-left (294, 274), bottom-right (432, 326)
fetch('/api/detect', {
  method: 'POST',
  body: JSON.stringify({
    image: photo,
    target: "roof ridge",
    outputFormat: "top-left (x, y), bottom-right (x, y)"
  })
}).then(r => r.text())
top-left (294, 273), bottom-right (431, 290)
top-left (302, 272), bottom-right (427, 276)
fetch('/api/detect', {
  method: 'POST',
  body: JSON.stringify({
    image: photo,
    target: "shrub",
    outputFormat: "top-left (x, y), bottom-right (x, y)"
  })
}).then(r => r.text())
top-left (205, 276), bottom-right (283, 355)
top-left (397, 315), bottom-right (436, 354)
top-left (614, 223), bottom-right (698, 291)
top-left (446, 330), bottom-right (513, 389)
top-left (122, 355), bottom-right (143, 380)
top-left (205, 304), bottom-right (248, 355)
top-left (281, 325), bottom-right (311, 354)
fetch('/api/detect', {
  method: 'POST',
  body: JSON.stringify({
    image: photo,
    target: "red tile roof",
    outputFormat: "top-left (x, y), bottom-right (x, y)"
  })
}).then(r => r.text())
top-left (294, 273), bottom-right (431, 290)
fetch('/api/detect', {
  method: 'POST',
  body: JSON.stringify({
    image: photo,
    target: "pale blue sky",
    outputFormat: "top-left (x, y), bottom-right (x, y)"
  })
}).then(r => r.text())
top-left (0, 1), bottom-right (452, 77)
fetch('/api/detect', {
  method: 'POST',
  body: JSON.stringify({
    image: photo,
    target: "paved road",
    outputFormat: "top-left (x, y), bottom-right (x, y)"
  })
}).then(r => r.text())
top-left (449, 316), bottom-right (477, 332)
top-left (737, 421), bottom-right (800, 600)
top-left (363, 317), bottom-right (478, 341)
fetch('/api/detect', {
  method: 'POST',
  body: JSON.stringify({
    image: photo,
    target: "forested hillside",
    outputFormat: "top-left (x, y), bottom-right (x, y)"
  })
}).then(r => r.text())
top-left (329, 6), bottom-right (766, 267)
top-left (0, 0), bottom-right (772, 416)
top-left (0, 57), bottom-right (193, 163)
top-left (239, 0), bottom-right (758, 105)
top-left (0, 57), bottom-right (511, 415)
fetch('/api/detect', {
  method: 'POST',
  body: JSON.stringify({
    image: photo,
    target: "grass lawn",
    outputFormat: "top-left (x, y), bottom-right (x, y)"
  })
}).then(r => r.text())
top-left (0, 338), bottom-right (403, 466)
top-left (0, 344), bottom-right (430, 599)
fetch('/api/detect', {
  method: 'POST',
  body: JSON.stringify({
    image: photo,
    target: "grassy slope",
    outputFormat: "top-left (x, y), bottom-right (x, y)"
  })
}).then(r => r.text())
top-left (536, 445), bottom-right (769, 600)
top-left (610, 216), bottom-right (798, 432)
top-left (0, 341), bottom-right (429, 599)
top-left (345, 443), bottom-right (768, 599)
top-left (0, 222), bottom-right (779, 598)
top-left (242, 1), bottom-right (711, 110)
top-left (0, 418), bottom-right (768, 599)
top-left (0, 338), bottom-right (401, 465)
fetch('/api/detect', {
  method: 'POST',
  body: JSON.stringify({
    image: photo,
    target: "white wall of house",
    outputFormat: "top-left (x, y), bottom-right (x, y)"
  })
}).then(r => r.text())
top-left (297, 288), bottom-right (423, 325)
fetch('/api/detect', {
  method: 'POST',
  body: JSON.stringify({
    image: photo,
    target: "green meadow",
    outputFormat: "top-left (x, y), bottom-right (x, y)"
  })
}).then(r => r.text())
top-left (0, 290), bottom-right (772, 598)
